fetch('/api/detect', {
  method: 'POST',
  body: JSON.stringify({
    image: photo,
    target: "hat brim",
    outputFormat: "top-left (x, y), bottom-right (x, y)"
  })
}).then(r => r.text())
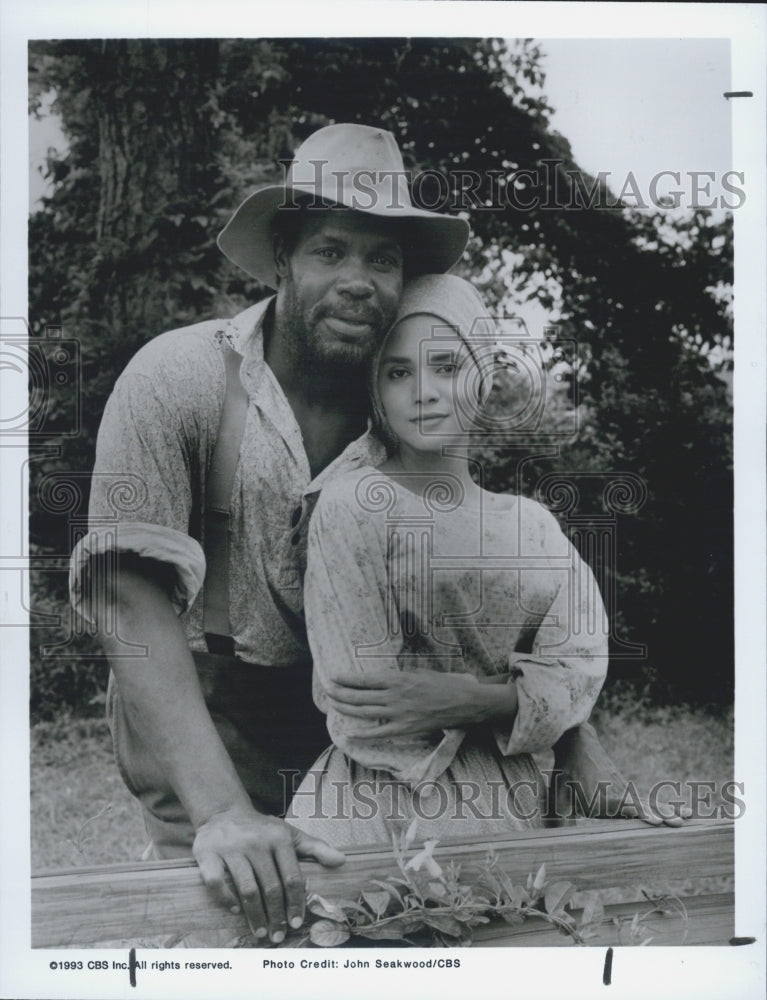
top-left (217, 185), bottom-right (470, 289)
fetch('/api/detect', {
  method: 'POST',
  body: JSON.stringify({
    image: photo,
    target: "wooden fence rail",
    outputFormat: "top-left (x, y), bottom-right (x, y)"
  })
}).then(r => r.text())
top-left (31, 818), bottom-right (734, 948)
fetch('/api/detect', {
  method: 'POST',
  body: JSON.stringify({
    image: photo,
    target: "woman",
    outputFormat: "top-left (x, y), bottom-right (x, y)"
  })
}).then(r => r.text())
top-left (286, 275), bottom-right (608, 846)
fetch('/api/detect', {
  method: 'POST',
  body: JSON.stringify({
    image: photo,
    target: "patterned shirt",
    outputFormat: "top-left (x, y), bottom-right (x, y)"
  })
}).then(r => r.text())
top-left (304, 467), bottom-right (609, 786)
top-left (69, 298), bottom-right (386, 665)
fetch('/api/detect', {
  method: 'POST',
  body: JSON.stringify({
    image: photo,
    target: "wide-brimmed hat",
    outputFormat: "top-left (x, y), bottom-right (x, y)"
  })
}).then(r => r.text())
top-left (217, 123), bottom-right (470, 289)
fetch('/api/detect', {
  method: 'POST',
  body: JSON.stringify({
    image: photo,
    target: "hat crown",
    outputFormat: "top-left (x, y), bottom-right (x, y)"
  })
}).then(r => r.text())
top-left (289, 124), bottom-right (406, 177)
top-left (217, 122), bottom-right (470, 288)
top-left (287, 123), bottom-right (412, 211)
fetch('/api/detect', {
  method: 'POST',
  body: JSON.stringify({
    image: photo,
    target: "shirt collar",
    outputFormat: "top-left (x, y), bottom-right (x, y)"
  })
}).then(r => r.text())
top-left (306, 420), bottom-right (387, 495)
top-left (220, 296), bottom-right (273, 363)
top-left (223, 298), bottom-right (387, 488)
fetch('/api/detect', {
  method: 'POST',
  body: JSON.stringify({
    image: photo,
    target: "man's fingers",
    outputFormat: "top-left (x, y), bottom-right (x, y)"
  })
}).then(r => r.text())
top-left (243, 852), bottom-right (289, 943)
top-left (635, 797), bottom-right (693, 826)
top-left (192, 811), bottom-right (323, 941)
top-left (351, 720), bottom-right (412, 738)
top-left (292, 829), bottom-right (346, 868)
top-left (326, 697), bottom-right (391, 717)
top-left (273, 842), bottom-right (307, 930)
top-left (605, 792), bottom-right (692, 826)
top-left (661, 812), bottom-right (685, 827)
top-left (656, 800), bottom-right (691, 826)
top-left (327, 672), bottom-right (393, 691)
top-left (195, 851), bottom-right (242, 914)
top-left (601, 794), bottom-right (659, 824)
top-left (621, 798), bottom-right (678, 826)
top-left (325, 683), bottom-right (391, 706)
top-left (634, 803), bottom-right (664, 825)
top-left (223, 854), bottom-right (269, 939)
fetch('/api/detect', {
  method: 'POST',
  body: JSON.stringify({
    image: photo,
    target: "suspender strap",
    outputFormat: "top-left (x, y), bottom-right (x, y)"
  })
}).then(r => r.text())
top-left (203, 341), bottom-right (248, 653)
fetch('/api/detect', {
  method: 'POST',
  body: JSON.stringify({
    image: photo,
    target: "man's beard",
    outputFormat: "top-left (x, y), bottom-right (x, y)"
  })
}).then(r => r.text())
top-left (282, 280), bottom-right (389, 374)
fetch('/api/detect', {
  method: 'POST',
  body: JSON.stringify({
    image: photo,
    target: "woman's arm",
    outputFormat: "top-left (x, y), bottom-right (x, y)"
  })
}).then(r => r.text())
top-left (490, 503), bottom-right (609, 756)
top-left (304, 481), bottom-right (472, 785)
top-left (325, 501), bottom-right (607, 751)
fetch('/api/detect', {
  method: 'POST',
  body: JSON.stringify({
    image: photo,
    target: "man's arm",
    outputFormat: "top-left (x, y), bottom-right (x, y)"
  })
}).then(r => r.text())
top-left (322, 668), bottom-right (518, 736)
top-left (96, 560), bottom-right (343, 942)
top-left (326, 502), bottom-right (607, 754)
top-left (329, 673), bottom-right (689, 827)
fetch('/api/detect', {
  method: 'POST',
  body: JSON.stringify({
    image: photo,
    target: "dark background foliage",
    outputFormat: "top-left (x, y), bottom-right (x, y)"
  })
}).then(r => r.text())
top-left (27, 38), bottom-right (733, 718)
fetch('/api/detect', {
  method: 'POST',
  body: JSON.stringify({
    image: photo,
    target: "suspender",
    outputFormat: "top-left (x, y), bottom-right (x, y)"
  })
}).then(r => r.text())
top-left (203, 340), bottom-right (248, 655)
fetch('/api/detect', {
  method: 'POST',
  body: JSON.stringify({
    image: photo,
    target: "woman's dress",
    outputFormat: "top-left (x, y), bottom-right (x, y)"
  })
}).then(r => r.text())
top-left (286, 467), bottom-right (608, 846)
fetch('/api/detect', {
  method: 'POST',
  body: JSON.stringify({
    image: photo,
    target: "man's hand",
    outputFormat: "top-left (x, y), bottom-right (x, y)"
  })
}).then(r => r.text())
top-left (97, 563), bottom-right (345, 942)
top-left (550, 722), bottom-right (692, 827)
top-left (324, 668), bottom-right (517, 737)
top-left (193, 805), bottom-right (345, 943)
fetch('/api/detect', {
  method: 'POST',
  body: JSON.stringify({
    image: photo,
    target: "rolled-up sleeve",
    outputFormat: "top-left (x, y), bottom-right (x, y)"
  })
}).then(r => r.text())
top-left (70, 523), bottom-right (205, 624)
top-left (69, 358), bottom-right (213, 622)
top-left (493, 505), bottom-right (608, 756)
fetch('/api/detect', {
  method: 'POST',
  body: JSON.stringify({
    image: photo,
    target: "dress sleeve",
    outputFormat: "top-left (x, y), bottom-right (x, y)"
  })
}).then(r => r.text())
top-left (304, 480), bottom-right (465, 786)
top-left (69, 347), bottom-right (217, 623)
top-left (493, 502), bottom-right (609, 756)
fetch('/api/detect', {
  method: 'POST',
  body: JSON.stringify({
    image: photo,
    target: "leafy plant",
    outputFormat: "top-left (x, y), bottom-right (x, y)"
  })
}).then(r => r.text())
top-left (610, 889), bottom-right (689, 948)
top-left (237, 820), bottom-right (687, 948)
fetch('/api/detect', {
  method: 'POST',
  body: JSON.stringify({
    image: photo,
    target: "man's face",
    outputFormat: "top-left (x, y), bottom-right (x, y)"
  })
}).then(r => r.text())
top-left (275, 209), bottom-right (404, 369)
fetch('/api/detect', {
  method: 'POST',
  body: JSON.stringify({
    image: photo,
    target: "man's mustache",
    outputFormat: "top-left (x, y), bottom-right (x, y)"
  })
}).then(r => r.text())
top-left (315, 303), bottom-right (387, 329)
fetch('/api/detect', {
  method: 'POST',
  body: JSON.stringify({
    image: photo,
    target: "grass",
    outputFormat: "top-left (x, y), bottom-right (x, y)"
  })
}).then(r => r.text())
top-left (591, 689), bottom-right (735, 804)
top-left (587, 691), bottom-right (735, 904)
top-left (30, 691), bottom-right (735, 873)
top-left (31, 715), bottom-right (148, 871)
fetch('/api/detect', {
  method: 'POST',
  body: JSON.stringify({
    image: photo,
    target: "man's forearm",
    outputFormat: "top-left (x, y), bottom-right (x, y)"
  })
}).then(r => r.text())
top-left (325, 668), bottom-right (520, 735)
top-left (97, 564), bottom-right (253, 828)
top-left (475, 673), bottom-right (519, 721)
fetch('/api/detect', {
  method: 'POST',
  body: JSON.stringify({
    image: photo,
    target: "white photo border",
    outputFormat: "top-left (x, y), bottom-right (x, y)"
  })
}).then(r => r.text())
top-left (1, 3), bottom-right (765, 999)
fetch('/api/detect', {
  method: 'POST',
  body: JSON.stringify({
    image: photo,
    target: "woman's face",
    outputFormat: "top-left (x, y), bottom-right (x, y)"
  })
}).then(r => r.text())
top-left (376, 313), bottom-right (482, 453)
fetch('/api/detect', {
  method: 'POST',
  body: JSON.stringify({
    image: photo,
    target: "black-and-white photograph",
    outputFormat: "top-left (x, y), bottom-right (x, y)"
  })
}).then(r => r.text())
top-left (2, 3), bottom-right (765, 999)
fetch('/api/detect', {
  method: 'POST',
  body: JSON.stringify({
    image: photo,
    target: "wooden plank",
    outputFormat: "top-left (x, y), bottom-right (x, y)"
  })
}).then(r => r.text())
top-left (471, 892), bottom-right (735, 947)
top-left (31, 819), bottom-right (733, 948)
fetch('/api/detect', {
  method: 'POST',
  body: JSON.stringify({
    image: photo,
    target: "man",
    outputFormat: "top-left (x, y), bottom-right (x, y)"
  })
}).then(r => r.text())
top-left (71, 123), bottom-right (680, 946)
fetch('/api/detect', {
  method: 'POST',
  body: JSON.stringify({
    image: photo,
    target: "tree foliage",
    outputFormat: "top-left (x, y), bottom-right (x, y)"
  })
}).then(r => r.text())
top-left (28, 38), bottom-right (732, 713)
